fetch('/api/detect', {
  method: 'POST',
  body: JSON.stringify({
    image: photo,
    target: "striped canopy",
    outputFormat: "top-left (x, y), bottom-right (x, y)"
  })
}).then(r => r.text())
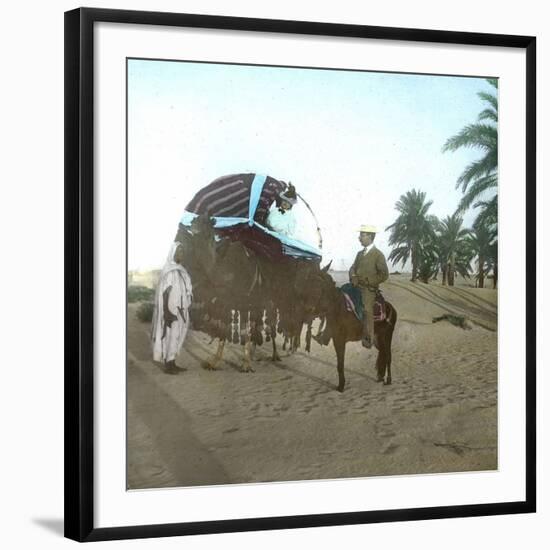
top-left (180, 173), bottom-right (322, 260)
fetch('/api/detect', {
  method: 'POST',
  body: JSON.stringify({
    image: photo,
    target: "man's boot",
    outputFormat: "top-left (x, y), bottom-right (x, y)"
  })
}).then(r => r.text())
top-left (361, 314), bottom-right (372, 348)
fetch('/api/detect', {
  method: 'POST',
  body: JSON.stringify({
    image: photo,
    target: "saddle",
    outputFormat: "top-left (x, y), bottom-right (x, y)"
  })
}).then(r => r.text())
top-left (340, 283), bottom-right (387, 322)
top-left (373, 291), bottom-right (387, 322)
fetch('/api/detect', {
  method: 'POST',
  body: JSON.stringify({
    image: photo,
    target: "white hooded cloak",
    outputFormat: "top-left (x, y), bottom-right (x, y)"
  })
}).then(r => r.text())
top-left (151, 242), bottom-right (193, 363)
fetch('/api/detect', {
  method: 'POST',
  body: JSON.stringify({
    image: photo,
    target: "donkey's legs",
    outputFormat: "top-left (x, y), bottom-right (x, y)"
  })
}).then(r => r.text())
top-left (334, 335), bottom-right (346, 392)
top-left (384, 329), bottom-right (394, 385)
top-left (375, 327), bottom-right (393, 385)
top-left (375, 345), bottom-right (386, 383)
top-left (203, 339), bottom-right (225, 370)
top-left (375, 327), bottom-right (386, 382)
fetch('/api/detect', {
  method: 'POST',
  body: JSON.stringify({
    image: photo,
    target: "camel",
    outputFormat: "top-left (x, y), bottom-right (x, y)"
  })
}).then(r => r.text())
top-left (175, 214), bottom-right (320, 372)
top-left (308, 268), bottom-right (397, 392)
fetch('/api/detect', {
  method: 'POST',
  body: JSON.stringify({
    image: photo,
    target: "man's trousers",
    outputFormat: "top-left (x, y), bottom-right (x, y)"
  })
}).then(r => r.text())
top-left (359, 287), bottom-right (377, 344)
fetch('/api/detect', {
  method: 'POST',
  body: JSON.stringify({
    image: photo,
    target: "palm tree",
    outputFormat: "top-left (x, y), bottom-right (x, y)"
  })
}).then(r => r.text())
top-left (442, 79), bottom-right (498, 214)
top-left (436, 213), bottom-right (471, 286)
top-left (416, 237), bottom-right (440, 284)
top-left (466, 221), bottom-right (497, 288)
top-left (473, 195), bottom-right (498, 287)
top-left (488, 238), bottom-right (498, 289)
top-left (474, 194), bottom-right (498, 228)
top-left (386, 189), bottom-right (434, 282)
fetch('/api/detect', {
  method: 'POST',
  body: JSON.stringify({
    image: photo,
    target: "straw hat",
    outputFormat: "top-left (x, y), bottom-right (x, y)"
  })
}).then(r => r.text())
top-left (358, 224), bottom-right (378, 233)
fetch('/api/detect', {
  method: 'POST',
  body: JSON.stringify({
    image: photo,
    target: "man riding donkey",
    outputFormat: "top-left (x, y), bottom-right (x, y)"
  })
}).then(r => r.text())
top-left (315, 224), bottom-right (389, 349)
top-left (349, 224), bottom-right (389, 348)
top-left (307, 224), bottom-right (395, 390)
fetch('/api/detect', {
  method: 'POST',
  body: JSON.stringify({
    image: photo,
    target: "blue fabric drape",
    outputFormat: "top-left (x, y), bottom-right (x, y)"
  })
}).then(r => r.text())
top-left (248, 173), bottom-right (267, 226)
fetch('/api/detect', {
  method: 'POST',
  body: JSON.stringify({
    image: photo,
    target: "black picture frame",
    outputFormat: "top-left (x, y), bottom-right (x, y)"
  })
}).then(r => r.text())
top-left (65, 7), bottom-right (536, 543)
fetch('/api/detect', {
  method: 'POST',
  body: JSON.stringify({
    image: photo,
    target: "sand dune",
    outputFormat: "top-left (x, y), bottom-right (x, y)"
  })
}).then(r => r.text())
top-left (127, 273), bottom-right (497, 489)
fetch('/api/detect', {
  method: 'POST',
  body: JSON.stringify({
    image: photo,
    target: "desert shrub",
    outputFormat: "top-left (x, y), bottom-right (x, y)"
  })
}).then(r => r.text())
top-left (136, 301), bottom-right (154, 323)
top-left (432, 314), bottom-right (471, 330)
top-left (128, 285), bottom-right (155, 303)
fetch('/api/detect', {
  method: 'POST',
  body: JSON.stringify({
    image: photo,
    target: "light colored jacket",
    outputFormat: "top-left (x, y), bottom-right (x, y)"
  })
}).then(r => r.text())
top-left (349, 245), bottom-right (389, 290)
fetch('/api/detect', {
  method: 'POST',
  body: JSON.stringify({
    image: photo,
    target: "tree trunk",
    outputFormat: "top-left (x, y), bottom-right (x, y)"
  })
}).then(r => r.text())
top-left (411, 245), bottom-right (417, 282)
top-left (448, 266), bottom-right (455, 287)
top-left (478, 255), bottom-right (485, 289)
top-left (442, 264), bottom-right (448, 286)
top-left (493, 262), bottom-right (498, 289)
top-left (448, 252), bottom-right (456, 287)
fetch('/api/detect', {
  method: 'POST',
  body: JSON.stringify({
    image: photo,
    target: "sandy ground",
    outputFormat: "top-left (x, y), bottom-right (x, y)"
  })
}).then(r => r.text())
top-left (127, 273), bottom-right (497, 489)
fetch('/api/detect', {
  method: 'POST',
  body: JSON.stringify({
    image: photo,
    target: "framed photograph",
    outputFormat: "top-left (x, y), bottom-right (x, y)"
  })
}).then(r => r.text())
top-left (65, 7), bottom-right (536, 542)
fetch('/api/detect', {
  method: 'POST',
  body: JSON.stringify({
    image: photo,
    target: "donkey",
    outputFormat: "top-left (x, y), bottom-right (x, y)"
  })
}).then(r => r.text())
top-left (310, 268), bottom-right (397, 392)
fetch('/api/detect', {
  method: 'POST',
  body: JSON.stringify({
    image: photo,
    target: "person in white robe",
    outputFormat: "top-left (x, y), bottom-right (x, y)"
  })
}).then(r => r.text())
top-left (151, 242), bottom-right (193, 374)
top-left (266, 182), bottom-right (298, 238)
top-left (266, 203), bottom-right (298, 238)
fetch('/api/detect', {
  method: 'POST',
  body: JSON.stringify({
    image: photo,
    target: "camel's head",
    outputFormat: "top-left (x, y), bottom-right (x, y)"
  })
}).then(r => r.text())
top-left (189, 214), bottom-right (217, 272)
top-left (190, 214), bottom-right (216, 237)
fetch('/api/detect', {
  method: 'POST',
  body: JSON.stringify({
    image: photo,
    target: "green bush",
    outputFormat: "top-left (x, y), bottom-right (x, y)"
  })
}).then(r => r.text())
top-left (128, 285), bottom-right (155, 303)
top-left (136, 301), bottom-right (154, 323)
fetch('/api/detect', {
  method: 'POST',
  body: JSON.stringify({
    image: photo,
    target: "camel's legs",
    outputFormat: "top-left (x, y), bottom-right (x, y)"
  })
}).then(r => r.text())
top-left (203, 339), bottom-right (225, 370)
top-left (305, 322), bottom-right (312, 352)
top-left (241, 338), bottom-right (255, 372)
top-left (316, 317), bottom-right (326, 338)
top-left (284, 333), bottom-right (299, 355)
top-left (270, 329), bottom-right (281, 361)
top-left (239, 313), bottom-right (254, 372)
top-left (291, 333), bottom-right (300, 354)
top-left (250, 341), bottom-right (257, 361)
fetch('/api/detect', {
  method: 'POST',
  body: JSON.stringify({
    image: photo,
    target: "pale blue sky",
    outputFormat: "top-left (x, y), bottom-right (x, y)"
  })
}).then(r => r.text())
top-left (128, 58), bottom-right (495, 271)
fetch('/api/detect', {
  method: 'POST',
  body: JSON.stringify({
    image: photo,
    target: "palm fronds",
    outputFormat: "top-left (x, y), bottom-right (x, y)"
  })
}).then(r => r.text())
top-left (443, 80), bottom-right (498, 226)
top-left (386, 189), bottom-right (435, 282)
top-left (457, 174), bottom-right (498, 212)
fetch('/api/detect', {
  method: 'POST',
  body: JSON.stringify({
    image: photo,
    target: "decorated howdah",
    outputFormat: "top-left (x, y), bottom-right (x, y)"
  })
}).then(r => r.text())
top-left (178, 173), bottom-right (322, 261)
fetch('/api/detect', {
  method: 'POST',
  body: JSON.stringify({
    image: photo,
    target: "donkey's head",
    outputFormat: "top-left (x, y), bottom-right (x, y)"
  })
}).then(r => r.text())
top-left (297, 260), bottom-right (336, 319)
